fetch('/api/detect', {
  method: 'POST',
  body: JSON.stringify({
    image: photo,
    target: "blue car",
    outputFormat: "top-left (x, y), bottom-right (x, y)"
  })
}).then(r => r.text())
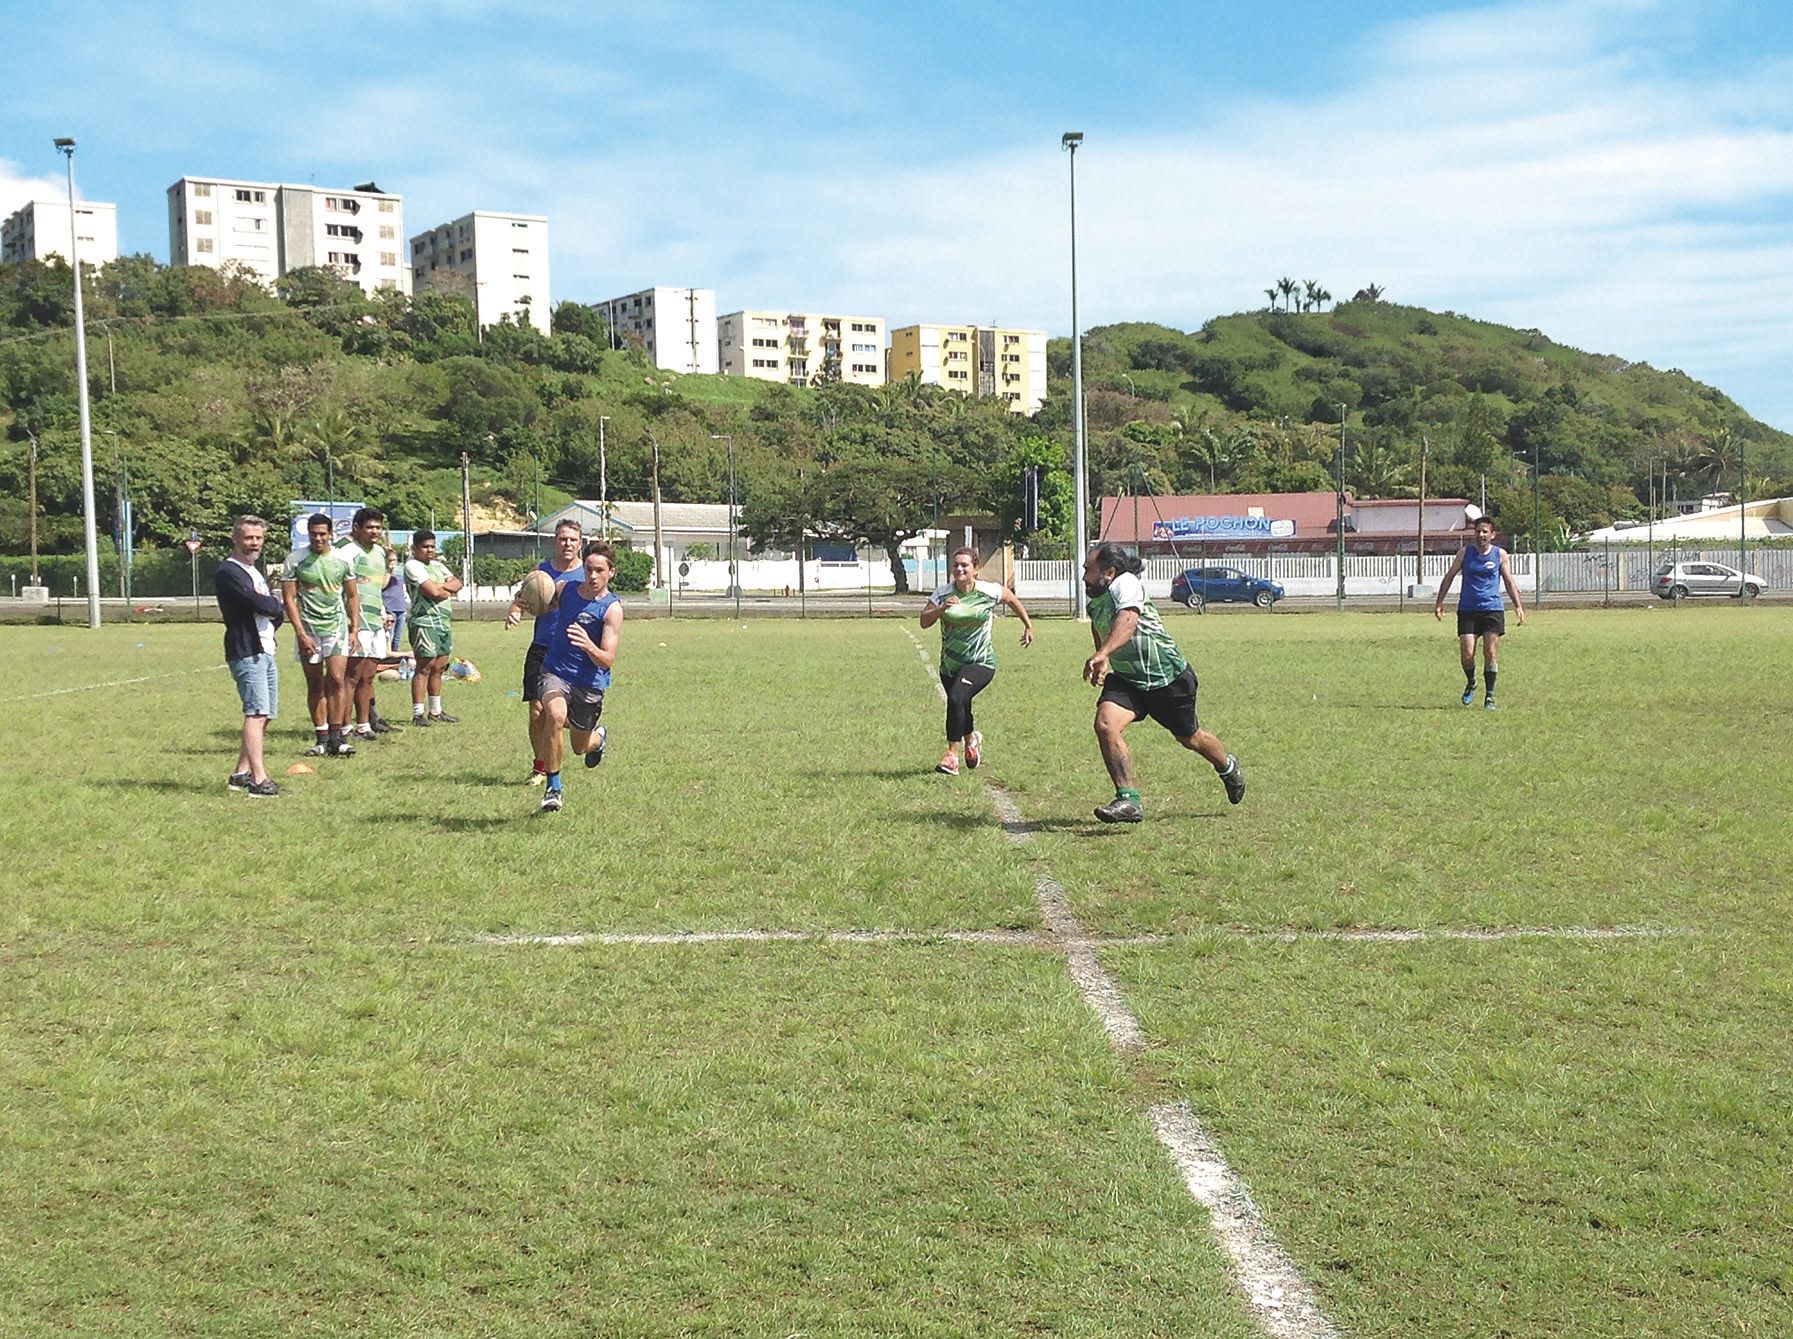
top-left (1169, 566), bottom-right (1284, 610)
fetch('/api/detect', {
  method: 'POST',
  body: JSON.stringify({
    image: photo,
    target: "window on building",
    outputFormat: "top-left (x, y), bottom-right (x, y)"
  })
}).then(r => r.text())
top-left (383, 253), bottom-right (399, 266)
top-left (379, 225), bottom-right (395, 239)
top-left (234, 189), bottom-right (257, 203)
top-left (948, 370), bottom-right (968, 380)
top-left (378, 200), bottom-right (394, 213)
top-left (193, 182), bottom-right (212, 197)
top-left (233, 217), bottom-right (265, 233)
top-left (196, 238), bottom-right (214, 253)
top-left (195, 210), bottom-right (212, 225)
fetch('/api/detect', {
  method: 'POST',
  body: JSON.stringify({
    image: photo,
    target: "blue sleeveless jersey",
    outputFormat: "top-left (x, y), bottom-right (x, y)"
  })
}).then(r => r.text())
top-left (1459, 545), bottom-right (1504, 611)
top-left (530, 559), bottom-right (586, 647)
top-left (542, 586), bottom-right (619, 689)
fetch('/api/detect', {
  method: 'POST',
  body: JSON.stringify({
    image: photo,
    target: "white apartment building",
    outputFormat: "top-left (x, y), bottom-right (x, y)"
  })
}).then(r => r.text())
top-left (887, 323), bottom-right (1049, 413)
top-left (166, 177), bottom-right (408, 294)
top-left (597, 287), bottom-right (718, 374)
top-left (718, 310), bottom-right (885, 387)
top-left (2, 199), bottom-right (119, 267)
top-left (409, 211), bottom-right (550, 332)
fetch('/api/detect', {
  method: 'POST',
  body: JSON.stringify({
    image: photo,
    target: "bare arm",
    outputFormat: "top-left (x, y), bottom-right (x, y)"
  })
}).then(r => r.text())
top-left (281, 580), bottom-right (317, 655)
top-left (1001, 588), bottom-right (1035, 646)
top-left (1433, 553), bottom-right (1466, 620)
top-left (1084, 609), bottom-right (1140, 684)
top-left (919, 596), bottom-right (946, 629)
top-left (568, 600), bottom-right (624, 670)
top-left (343, 577), bottom-right (361, 637)
top-left (1499, 552), bottom-right (1527, 624)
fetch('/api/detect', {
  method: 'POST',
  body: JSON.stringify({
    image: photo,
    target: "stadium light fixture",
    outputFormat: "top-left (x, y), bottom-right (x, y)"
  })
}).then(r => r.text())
top-left (1063, 131), bottom-right (1088, 619)
top-left (710, 434), bottom-right (740, 615)
top-left (55, 136), bottom-right (101, 628)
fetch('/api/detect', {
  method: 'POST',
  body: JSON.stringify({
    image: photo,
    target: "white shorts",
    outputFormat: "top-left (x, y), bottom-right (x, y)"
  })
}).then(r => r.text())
top-left (296, 630), bottom-right (347, 663)
top-left (351, 626), bottom-right (391, 659)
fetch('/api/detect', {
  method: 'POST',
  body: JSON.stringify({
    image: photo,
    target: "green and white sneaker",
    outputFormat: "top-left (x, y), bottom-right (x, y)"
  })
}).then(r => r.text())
top-left (1094, 795), bottom-right (1144, 824)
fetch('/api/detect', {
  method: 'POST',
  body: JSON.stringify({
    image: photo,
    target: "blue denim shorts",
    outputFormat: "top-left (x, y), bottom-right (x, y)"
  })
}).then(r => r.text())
top-left (229, 652), bottom-right (279, 718)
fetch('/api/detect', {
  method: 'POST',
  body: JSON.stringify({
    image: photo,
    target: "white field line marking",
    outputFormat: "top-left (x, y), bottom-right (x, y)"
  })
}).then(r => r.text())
top-left (900, 627), bottom-right (1339, 1339)
top-left (481, 924), bottom-right (1678, 950)
top-left (1, 663), bottom-right (227, 703)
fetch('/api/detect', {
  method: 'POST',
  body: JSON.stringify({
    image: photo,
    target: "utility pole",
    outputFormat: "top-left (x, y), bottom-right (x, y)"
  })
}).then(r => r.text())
top-left (1335, 403), bottom-right (1347, 610)
top-left (1533, 441), bottom-right (1543, 607)
top-left (598, 414), bottom-right (609, 538)
top-left (460, 451), bottom-right (474, 592)
top-left (1416, 433), bottom-right (1428, 586)
top-left (1739, 433), bottom-right (1748, 595)
top-left (27, 430), bottom-right (40, 586)
top-left (56, 136), bottom-right (101, 628)
top-left (651, 436), bottom-right (664, 589)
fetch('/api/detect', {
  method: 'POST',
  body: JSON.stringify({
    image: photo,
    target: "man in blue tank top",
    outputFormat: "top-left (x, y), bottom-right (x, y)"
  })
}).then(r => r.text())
top-left (534, 539), bottom-right (624, 813)
top-left (1434, 516), bottom-right (1526, 710)
top-left (504, 519), bottom-right (585, 786)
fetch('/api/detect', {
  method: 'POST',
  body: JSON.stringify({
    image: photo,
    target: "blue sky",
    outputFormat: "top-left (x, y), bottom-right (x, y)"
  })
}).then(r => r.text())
top-left (5, 0), bottom-right (1793, 428)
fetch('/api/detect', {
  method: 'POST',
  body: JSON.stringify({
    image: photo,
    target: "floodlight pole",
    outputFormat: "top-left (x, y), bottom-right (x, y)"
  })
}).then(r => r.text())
top-left (56, 137), bottom-right (101, 628)
top-left (598, 414), bottom-right (609, 538)
top-left (1335, 403), bottom-right (1347, 611)
top-left (1533, 441), bottom-right (1543, 606)
top-left (1063, 131), bottom-right (1088, 619)
top-left (1739, 433), bottom-right (1748, 595)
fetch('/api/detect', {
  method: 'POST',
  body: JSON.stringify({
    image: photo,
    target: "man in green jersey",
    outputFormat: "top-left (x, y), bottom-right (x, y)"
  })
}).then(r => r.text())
top-left (404, 530), bottom-right (463, 725)
top-left (280, 513), bottom-right (359, 757)
top-left (919, 546), bottom-right (1034, 775)
top-left (336, 506), bottom-right (398, 742)
top-left (1081, 541), bottom-right (1243, 824)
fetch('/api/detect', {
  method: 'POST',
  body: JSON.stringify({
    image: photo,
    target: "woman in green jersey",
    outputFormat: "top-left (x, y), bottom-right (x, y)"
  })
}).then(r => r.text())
top-left (919, 547), bottom-right (1035, 776)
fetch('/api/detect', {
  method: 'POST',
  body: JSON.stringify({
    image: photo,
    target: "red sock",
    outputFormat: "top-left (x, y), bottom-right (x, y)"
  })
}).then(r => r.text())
top-left (532, 759), bottom-right (547, 775)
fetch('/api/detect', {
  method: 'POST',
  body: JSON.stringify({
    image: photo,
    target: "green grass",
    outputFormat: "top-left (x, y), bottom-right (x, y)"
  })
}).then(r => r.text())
top-left (2, 607), bottom-right (1790, 1335)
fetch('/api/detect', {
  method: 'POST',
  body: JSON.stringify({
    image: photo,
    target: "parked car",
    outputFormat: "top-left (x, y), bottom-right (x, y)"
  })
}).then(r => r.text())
top-left (1652, 560), bottom-right (1767, 600)
top-left (1169, 566), bottom-right (1284, 609)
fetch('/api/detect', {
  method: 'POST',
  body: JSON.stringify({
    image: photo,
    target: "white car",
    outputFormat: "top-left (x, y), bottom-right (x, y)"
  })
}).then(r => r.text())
top-left (1652, 561), bottom-right (1767, 600)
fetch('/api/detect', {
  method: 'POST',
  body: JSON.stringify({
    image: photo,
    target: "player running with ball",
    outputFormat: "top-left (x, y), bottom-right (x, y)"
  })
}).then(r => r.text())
top-left (1082, 542), bottom-right (1244, 824)
top-left (534, 540), bottom-right (624, 813)
top-left (919, 546), bottom-right (1034, 775)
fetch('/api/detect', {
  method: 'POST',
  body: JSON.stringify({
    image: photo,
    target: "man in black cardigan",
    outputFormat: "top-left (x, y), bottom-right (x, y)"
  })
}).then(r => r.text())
top-left (215, 515), bottom-right (286, 797)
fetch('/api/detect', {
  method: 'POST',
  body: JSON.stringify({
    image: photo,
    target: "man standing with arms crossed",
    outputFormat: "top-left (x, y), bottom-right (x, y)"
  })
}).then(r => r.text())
top-left (1434, 514), bottom-right (1526, 710)
top-left (534, 540), bottom-right (623, 814)
top-left (504, 518), bottom-right (585, 785)
top-left (337, 507), bottom-right (397, 742)
top-left (404, 530), bottom-right (463, 725)
top-left (215, 514), bottom-right (284, 797)
top-left (1081, 542), bottom-right (1245, 824)
top-left (282, 513), bottom-right (358, 757)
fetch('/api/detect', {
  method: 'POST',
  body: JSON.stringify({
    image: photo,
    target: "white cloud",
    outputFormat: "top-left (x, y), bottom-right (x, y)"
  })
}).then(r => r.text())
top-left (0, 158), bottom-right (71, 219)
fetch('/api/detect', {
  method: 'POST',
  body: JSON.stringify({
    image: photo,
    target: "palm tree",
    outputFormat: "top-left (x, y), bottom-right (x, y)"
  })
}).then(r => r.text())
top-left (1313, 285), bottom-right (1331, 311)
top-left (1352, 283), bottom-right (1385, 303)
top-left (1277, 276), bottom-right (1297, 313)
top-left (1302, 280), bottom-right (1323, 313)
top-left (1347, 438), bottom-right (1414, 498)
top-left (1264, 286), bottom-right (1279, 312)
top-left (1691, 427), bottom-right (1741, 496)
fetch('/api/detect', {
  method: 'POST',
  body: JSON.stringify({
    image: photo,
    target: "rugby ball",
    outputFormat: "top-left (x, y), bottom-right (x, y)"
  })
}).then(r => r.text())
top-left (516, 569), bottom-right (558, 616)
top-left (1462, 503), bottom-right (1484, 524)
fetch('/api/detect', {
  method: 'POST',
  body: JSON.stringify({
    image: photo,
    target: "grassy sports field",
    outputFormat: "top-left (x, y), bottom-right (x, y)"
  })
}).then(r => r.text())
top-left (2, 606), bottom-right (1789, 1337)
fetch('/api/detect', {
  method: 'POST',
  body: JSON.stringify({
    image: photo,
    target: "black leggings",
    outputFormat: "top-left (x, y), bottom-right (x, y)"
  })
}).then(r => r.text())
top-left (940, 663), bottom-right (996, 742)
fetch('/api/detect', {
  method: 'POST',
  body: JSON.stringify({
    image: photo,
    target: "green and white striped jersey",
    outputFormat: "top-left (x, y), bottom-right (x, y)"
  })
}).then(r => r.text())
top-left (1089, 571), bottom-right (1188, 689)
top-left (932, 580), bottom-right (1006, 675)
top-left (405, 558), bottom-right (456, 634)
top-left (335, 540), bottom-right (388, 630)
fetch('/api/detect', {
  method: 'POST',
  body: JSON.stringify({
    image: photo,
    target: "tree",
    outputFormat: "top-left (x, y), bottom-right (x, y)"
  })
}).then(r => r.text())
top-left (1352, 283), bottom-right (1385, 302)
top-left (1264, 286), bottom-right (1279, 313)
top-left (1277, 276), bottom-right (1297, 313)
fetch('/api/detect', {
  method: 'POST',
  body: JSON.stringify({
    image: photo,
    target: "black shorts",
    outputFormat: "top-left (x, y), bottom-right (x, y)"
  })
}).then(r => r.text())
top-left (1098, 665), bottom-right (1200, 739)
top-left (522, 641), bottom-right (548, 701)
top-left (1457, 610), bottom-right (1506, 637)
top-left (541, 673), bottom-right (606, 733)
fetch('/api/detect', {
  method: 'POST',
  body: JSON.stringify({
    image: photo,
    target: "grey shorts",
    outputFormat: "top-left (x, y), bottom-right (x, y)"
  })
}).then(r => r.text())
top-left (540, 673), bottom-right (605, 734)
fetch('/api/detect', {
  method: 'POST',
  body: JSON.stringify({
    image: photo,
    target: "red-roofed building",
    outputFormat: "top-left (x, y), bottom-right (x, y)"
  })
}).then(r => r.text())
top-left (1098, 492), bottom-right (1486, 555)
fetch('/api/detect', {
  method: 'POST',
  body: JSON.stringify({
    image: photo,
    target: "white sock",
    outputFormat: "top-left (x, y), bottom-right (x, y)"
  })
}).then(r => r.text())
top-left (413, 703), bottom-right (425, 718)
top-left (429, 695), bottom-right (442, 714)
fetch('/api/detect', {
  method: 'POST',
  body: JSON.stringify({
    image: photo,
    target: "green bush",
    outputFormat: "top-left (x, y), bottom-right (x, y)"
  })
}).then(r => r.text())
top-left (613, 547), bottom-right (653, 592)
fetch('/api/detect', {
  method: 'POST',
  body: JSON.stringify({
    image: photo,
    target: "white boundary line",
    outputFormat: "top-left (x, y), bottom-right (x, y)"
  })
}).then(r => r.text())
top-left (1, 663), bottom-right (226, 703)
top-left (900, 626), bottom-right (1340, 1338)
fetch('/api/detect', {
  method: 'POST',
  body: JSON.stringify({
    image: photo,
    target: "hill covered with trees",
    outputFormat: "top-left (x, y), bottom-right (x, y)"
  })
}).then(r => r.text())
top-left (4, 256), bottom-right (1788, 592)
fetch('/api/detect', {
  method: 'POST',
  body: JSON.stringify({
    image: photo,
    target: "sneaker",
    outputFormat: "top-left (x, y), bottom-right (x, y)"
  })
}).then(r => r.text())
top-left (1461, 688), bottom-right (1476, 706)
top-left (428, 712), bottom-right (460, 724)
top-left (935, 752), bottom-right (960, 776)
top-left (1484, 698), bottom-right (1499, 712)
top-left (526, 768), bottom-right (546, 786)
top-left (326, 739), bottom-right (356, 757)
top-left (246, 778), bottom-right (280, 798)
top-left (965, 730), bottom-right (983, 770)
top-left (584, 724), bottom-right (607, 769)
top-left (227, 771), bottom-right (252, 791)
top-left (539, 787), bottom-right (563, 813)
top-left (1219, 754), bottom-right (1246, 805)
top-left (411, 713), bottom-right (432, 727)
top-left (372, 718), bottom-right (401, 734)
top-left (303, 742), bottom-right (329, 757)
top-left (350, 726), bottom-right (376, 742)
top-left (1094, 796), bottom-right (1144, 824)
